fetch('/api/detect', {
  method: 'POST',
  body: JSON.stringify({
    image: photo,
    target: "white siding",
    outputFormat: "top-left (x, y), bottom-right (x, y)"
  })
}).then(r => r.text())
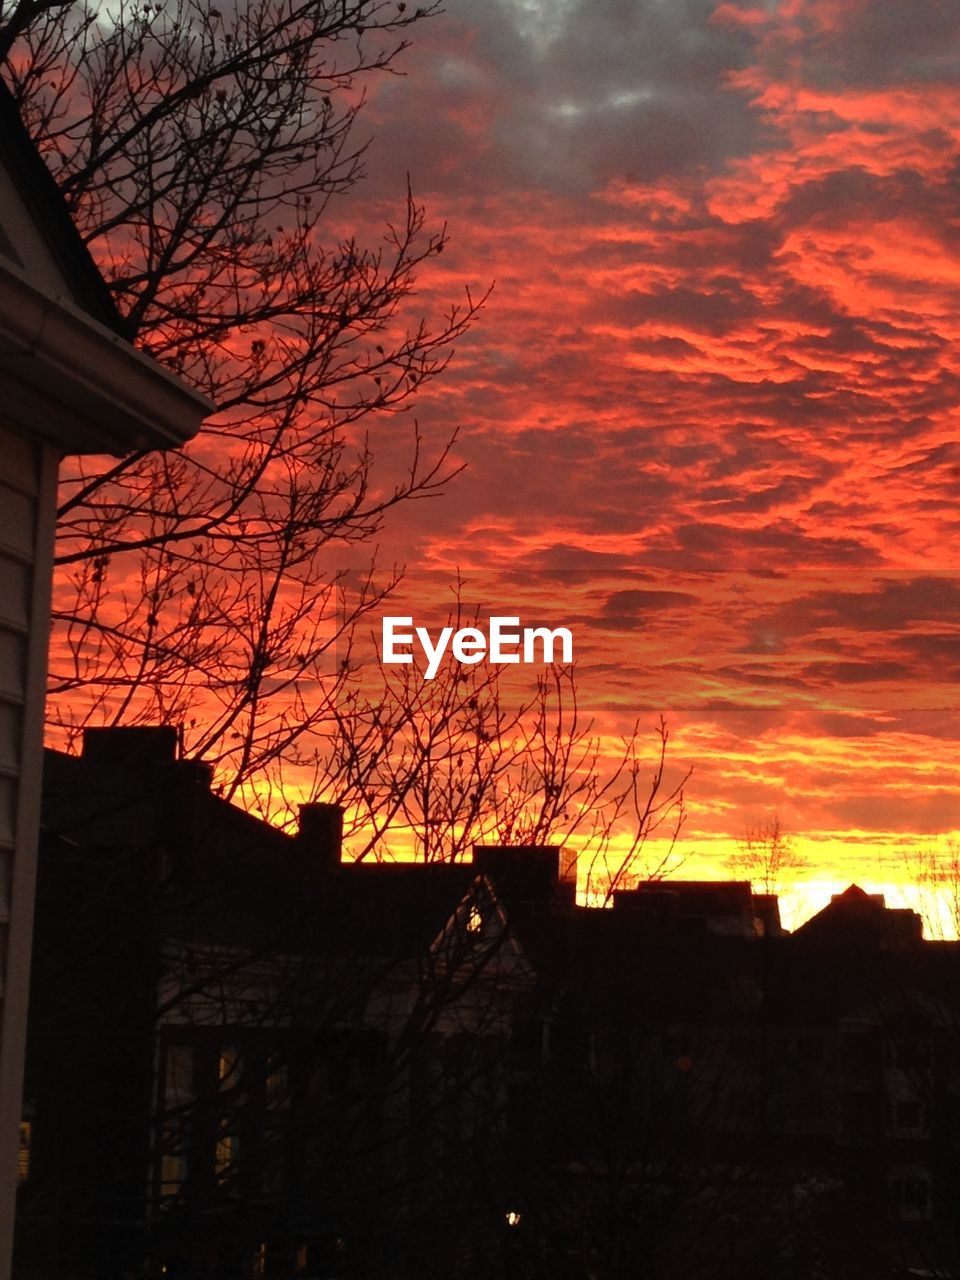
top-left (0, 703), bottom-right (21, 775)
top-left (0, 417), bottom-right (38, 856)
top-left (0, 631), bottom-right (26, 705)
top-left (0, 556), bottom-right (31, 635)
top-left (0, 419), bottom-right (57, 1276)
top-left (0, 483), bottom-right (36, 562)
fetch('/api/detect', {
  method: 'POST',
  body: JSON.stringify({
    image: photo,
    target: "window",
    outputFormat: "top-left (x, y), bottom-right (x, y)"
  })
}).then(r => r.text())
top-left (215, 1129), bottom-right (238, 1179)
top-left (160, 1145), bottom-right (188, 1196)
top-left (219, 1045), bottom-right (244, 1092)
top-left (17, 1121), bottom-right (30, 1183)
top-left (840, 1032), bottom-right (874, 1077)
top-left (841, 1090), bottom-right (878, 1139)
top-left (887, 1099), bottom-right (926, 1136)
top-left (889, 1167), bottom-right (932, 1221)
top-left (160, 1043), bottom-right (194, 1197)
top-left (262, 1058), bottom-right (290, 1196)
top-left (261, 1154), bottom-right (285, 1198)
top-left (265, 1060), bottom-right (289, 1112)
top-left (215, 1046), bottom-right (244, 1181)
top-left (164, 1043), bottom-right (194, 1107)
top-left (883, 1038), bottom-right (933, 1071)
top-left (467, 904), bottom-right (484, 934)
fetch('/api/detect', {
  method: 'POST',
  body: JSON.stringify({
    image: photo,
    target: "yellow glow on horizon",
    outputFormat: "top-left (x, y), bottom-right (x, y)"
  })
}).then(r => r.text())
top-left (232, 774), bottom-right (960, 938)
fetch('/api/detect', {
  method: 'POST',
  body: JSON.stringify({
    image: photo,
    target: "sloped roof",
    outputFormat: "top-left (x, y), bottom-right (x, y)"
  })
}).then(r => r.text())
top-left (41, 740), bottom-right (509, 964)
top-left (0, 80), bottom-right (131, 337)
top-left (794, 883), bottom-right (922, 947)
top-left (0, 80), bottom-right (211, 452)
top-left (295, 863), bottom-right (480, 959)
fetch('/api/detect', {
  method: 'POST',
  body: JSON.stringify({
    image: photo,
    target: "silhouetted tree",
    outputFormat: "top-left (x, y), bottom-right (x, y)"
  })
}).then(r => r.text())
top-left (1, 0), bottom-right (485, 796)
top-left (302, 638), bottom-right (688, 874)
top-left (728, 814), bottom-right (803, 896)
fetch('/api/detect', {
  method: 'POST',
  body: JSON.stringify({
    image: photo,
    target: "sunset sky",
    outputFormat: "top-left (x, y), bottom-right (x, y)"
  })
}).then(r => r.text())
top-left (332, 0), bottom-right (960, 925)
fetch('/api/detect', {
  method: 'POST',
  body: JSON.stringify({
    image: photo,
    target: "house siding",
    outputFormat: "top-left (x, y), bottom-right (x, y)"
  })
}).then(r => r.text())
top-left (0, 421), bottom-right (58, 1275)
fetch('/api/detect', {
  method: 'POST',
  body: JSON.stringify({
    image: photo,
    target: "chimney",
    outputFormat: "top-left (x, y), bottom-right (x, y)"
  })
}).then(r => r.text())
top-left (81, 725), bottom-right (179, 768)
top-left (80, 726), bottom-right (212, 790)
top-left (298, 802), bottom-right (343, 868)
top-left (473, 845), bottom-right (571, 904)
top-left (176, 759), bottom-right (214, 790)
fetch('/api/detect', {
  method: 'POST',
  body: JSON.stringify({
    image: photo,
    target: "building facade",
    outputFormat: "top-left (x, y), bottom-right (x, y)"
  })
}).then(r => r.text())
top-left (17, 729), bottom-right (960, 1278)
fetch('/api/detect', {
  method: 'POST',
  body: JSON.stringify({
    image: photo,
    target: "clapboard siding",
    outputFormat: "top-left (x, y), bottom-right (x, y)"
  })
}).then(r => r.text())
top-left (0, 631), bottom-right (26, 704)
top-left (0, 556), bottom-right (30, 635)
top-left (0, 424), bottom-right (54, 1279)
top-left (0, 483), bottom-right (36, 562)
top-left (0, 704), bottom-right (20, 776)
top-left (0, 424), bottom-right (38, 743)
top-left (0, 778), bottom-right (15, 852)
top-left (0, 430), bottom-right (45, 1029)
top-left (0, 421), bottom-right (41, 861)
top-left (0, 428), bottom-right (39, 499)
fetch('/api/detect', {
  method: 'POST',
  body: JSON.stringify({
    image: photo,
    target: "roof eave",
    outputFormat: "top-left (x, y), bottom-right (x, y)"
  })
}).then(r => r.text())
top-left (0, 255), bottom-right (212, 454)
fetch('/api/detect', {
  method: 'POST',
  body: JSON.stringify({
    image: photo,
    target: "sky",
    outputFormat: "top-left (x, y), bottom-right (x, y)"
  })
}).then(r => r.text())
top-left (330, 0), bottom-right (960, 925)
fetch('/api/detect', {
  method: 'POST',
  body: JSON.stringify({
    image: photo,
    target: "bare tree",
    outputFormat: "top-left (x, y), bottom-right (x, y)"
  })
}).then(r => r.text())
top-left (909, 838), bottom-right (960, 940)
top-left (728, 815), bottom-right (803, 897)
top-left (2, 3), bottom-right (684, 884)
top-left (290, 620), bottom-right (688, 890)
top-left (1, 0), bottom-right (485, 794)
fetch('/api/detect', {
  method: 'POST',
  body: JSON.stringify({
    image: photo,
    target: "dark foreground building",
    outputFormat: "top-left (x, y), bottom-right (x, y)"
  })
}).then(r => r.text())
top-left (15, 728), bottom-right (960, 1279)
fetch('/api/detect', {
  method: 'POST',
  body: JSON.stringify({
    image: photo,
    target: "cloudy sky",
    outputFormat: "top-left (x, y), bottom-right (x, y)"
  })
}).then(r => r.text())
top-left (339, 0), bottom-right (960, 920)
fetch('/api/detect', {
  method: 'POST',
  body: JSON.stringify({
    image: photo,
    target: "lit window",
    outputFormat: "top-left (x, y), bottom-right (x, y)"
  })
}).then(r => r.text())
top-left (160, 1143), bottom-right (187, 1196)
top-left (160, 1045), bottom-right (194, 1198)
top-left (467, 905), bottom-right (483, 934)
top-left (165, 1044), bottom-right (194, 1107)
top-left (17, 1121), bottom-right (30, 1183)
top-left (216, 1130), bottom-right (238, 1179)
top-left (219, 1045), bottom-right (243, 1091)
top-left (505, 1210), bottom-right (521, 1227)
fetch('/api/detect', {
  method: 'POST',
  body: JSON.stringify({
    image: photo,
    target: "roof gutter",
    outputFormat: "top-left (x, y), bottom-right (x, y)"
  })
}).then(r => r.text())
top-left (0, 255), bottom-right (213, 455)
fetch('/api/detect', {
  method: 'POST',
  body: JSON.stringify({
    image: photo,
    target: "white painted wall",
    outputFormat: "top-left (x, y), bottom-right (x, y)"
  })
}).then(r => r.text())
top-left (0, 423), bottom-right (58, 1277)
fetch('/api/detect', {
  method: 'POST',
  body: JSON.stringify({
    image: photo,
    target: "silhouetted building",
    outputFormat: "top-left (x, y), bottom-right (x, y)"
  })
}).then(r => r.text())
top-left (16, 731), bottom-right (960, 1278)
top-left (17, 728), bottom-right (564, 1279)
top-left (612, 878), bottom-right (783, 936)
top-left (506, 882), bottom-right (958, 1280)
